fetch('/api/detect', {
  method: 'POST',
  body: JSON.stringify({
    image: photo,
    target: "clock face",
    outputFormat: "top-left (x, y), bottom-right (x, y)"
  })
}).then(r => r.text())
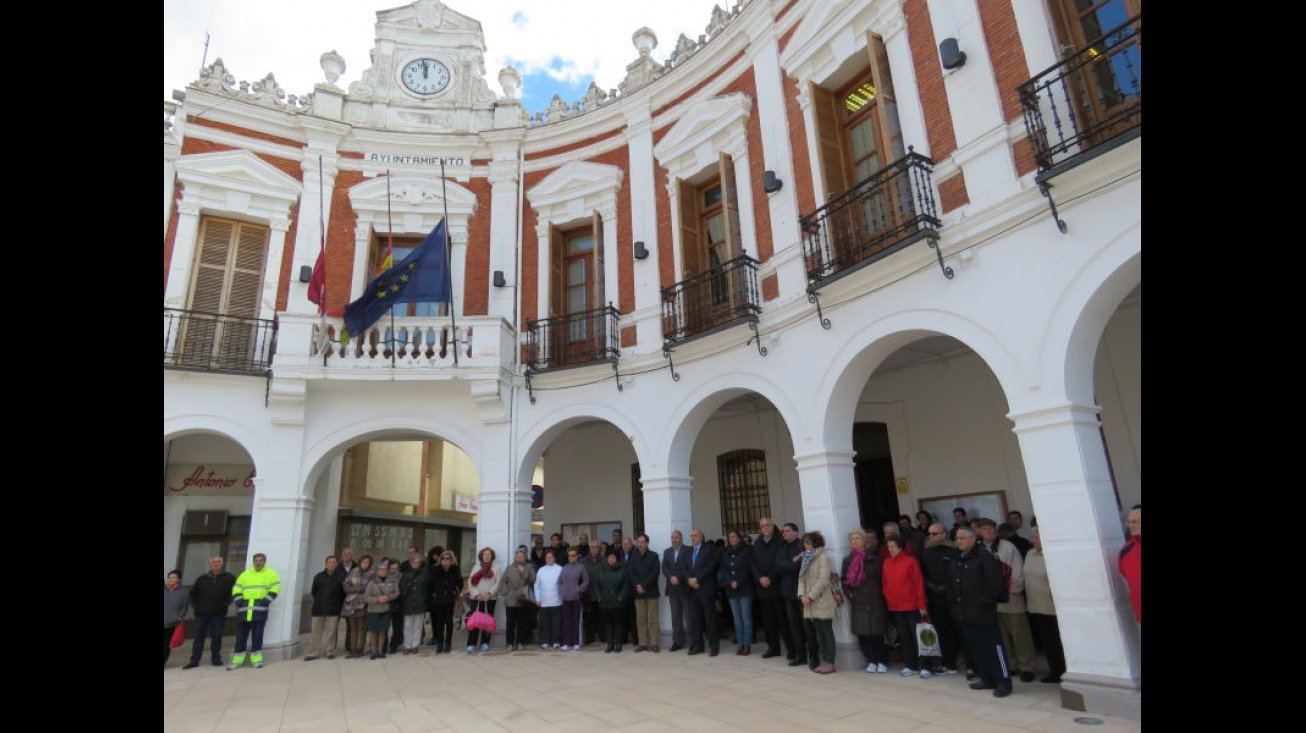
top-left (400, 58), bottom-right (451, 96)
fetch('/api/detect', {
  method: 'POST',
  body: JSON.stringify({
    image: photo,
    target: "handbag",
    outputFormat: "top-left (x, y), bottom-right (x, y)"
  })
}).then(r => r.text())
top-left (169, 622), bottom-right (186, 648)
top-left (467, 600), bottom-right (497, 632)
top-left (915, 622), bottom-right (941, 657)
top-left (518, 585), bottom-right (538, 610)
top-left (829, 572), bottom-right (845, 607)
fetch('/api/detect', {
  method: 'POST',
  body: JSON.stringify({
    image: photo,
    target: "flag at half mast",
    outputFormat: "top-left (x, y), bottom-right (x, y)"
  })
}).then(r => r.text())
top-left (343, 218), bottom-right (451, 337)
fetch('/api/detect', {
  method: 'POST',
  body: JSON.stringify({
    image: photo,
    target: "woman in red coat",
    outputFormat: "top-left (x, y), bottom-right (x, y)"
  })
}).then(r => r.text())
top-left (1118, 505), bottom-right (1141, 623)
top-left (881, 534), bottom-right (931, 678)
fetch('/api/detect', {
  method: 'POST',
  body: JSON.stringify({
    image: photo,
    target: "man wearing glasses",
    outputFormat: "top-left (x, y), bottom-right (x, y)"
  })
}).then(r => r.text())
top-left (920, 522), bottom-right (962, 675)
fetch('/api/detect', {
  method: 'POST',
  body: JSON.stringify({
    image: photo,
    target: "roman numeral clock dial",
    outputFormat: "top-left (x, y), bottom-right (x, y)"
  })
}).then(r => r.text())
top-left (401, 58), bottom-right (451, 96)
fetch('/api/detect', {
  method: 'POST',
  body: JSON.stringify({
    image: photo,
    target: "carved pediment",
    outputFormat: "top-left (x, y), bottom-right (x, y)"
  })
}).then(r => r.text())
top-left (654, 93), bottom-right (752, 165)
top-left (378, 0), bottom-right (483, 34)
top-left (527, 161), bottom-right (625, 211)
top-left (349, 173), bottom-right (478, 214)
top-left (175, 150), bottom-right (301, 195)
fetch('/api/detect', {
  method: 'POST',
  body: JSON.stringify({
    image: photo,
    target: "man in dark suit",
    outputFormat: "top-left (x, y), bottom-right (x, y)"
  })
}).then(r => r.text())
top-left (662, 529), bottom-right (692, 651)
top-left (775, 522), bottom-right (807, 667)
top-left (685, 528), bottom-right (720, 656)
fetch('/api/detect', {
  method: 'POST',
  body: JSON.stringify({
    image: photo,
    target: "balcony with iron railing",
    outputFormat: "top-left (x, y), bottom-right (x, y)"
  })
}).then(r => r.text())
top-left (800, 150), bottom-right (945, 323)
top-left (164, 307), bottom-right (277, 375)
top-left (1019, 14), bottom-right (1142, 179)
top-left (661, 253), bottom-right (763, 353)
top-left (166, 306), bottom-right (514, 379)
top-left (525, 304), bottom-right (621, 373)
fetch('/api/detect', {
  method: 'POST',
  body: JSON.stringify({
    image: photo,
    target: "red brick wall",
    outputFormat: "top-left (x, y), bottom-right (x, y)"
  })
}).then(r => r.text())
top-left (1012, 137), bottom-right (1036, 177)
top-left (461, 176), bottom-right (493, 316)
top-left (761, 273), bottom-right (779, 302)
top-left (937, 172), bottom-right (970, 213)
top-left (621, 324), bottom-right (637, 348)
top-left (652, 49), bottom-right (747, 118)
top-left (978, 0), bottom-right (1028, 124)
top-left (904, 0), bottom-right (957, 160)
top-left (784, 72), bottom-right (817, 227)
top-left (321, 169), bottom-right (366, 316)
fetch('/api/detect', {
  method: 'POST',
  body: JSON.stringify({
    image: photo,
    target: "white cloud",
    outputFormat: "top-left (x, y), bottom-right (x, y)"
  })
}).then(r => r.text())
top-left (164, 0), bottom-right (728, 111)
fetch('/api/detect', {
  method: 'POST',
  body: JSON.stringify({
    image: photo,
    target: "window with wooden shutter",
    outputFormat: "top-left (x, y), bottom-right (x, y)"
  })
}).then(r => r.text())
top-left (181, 217), bottom-right (267, 368)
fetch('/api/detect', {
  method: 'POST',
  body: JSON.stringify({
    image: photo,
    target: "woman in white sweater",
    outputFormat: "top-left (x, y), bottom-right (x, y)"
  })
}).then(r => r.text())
top-left (534, 550), bottom-right (565, 649)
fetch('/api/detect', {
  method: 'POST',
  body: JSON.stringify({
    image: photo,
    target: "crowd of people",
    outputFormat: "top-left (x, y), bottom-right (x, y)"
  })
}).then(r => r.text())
top-left (165, 505), bottom-right (1142, 697)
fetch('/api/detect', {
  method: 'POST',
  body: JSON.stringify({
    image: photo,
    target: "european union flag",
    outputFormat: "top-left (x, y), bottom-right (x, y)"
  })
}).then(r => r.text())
top-left (343, 218), bottom-right (451, 337)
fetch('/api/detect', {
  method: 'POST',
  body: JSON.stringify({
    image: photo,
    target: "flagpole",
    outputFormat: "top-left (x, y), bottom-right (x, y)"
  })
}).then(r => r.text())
top-left (386, 171), bottom-right (396, 368)
top-left (319, 154), bottom-right (327, 367)
top-left (440, 159), bottom-right (458, 366)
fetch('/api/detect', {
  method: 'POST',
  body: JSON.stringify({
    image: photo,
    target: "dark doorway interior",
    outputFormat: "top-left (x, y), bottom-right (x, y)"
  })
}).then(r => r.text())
top-left (853, 422), bottom-right (898, 532)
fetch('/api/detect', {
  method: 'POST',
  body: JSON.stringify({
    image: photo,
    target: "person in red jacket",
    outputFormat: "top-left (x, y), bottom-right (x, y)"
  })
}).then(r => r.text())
top-left (1118, 505), bottom-right (1141, 623)
top-left (882, 534), bottom-right (931, 678)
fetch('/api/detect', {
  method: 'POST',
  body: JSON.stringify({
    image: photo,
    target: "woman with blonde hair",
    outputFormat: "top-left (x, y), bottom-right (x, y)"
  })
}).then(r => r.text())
top-left (427, 550), bottom-right (462, 653)
top-left (796, 530), bottom-right (838, 674)
top-left (843, 527), bottom-right (890, 672)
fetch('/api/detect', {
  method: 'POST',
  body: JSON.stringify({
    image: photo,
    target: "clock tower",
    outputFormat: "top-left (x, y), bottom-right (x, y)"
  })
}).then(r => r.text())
top-left (340, 0), bottom-right (504, 133)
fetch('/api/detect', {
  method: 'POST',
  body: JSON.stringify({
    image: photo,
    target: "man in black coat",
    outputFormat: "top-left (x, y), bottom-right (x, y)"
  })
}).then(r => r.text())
top-left (305, 555), bottom-right (346, 660)
top-left (950, 527), bottom-right (1013, 698)
top-left (775, 522), bottom-right (808, 667)
top-left (750, 517), bottom-right (794, 659)
top-left (183, 556), bottom-right (236, 669)
top-left (921, 523), bottom-right (962, 674)
top-left (685, 529), bottom-right (720, 656)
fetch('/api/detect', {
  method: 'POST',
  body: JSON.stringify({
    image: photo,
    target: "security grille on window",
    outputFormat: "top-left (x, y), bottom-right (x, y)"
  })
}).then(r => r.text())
top-left (717, 449), bottom-right (770, 537)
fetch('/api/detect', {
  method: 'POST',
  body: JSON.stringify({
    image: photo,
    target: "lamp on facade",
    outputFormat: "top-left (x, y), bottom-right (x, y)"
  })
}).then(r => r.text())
top-left (763, 170), bottom-right (783, 193)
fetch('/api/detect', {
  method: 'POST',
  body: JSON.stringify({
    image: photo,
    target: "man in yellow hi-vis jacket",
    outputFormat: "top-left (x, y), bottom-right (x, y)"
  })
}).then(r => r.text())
top-left (227, 553), bottom-right (280, 670)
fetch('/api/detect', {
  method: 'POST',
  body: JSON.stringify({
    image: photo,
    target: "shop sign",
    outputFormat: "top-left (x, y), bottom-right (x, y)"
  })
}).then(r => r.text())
top-left (165, 464), bottom-right (256, 496)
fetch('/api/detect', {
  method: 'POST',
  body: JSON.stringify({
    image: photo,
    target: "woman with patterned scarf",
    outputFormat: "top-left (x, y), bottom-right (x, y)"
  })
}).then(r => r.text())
top-left (465, 547), bottom-right (502, 653)
top-left (843, 527), bottom-right (890, 673)
top-left (796, 530), bottom-right (838, 674)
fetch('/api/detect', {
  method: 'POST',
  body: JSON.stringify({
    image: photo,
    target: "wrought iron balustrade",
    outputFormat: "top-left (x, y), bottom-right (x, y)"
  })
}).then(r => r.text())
top-left (661, 253), bottom-right (761, 350)
top-left (801, 149), bottom-right (942, 292)
top-left (526, 304), bottom-right (621, 372)
top-left (164, 307), bottom-right (277, 374)
top-left (1019, 14), bottom-right (1142, 177)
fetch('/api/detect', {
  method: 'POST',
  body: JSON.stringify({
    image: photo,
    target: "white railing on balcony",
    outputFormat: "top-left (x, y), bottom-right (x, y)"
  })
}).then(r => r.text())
top-left (307, 316), bottom-right (511, 370)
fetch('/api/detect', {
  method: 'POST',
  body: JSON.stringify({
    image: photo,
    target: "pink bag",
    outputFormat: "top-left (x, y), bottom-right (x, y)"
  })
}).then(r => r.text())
top-left (468, 609), bottom-right (496, 632)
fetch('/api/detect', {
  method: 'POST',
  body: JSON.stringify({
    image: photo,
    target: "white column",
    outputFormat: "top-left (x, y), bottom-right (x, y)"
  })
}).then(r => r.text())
top-left (487, 154), bottom-right (522, 322)
top-left (287, 152), bottom-right (340, 315)
top-left (241, 377), bottom-right (312, 661)
top-left (165, 202), bottom-right (203, 309)
top-left (1009, 401), bottom-right (1140, 713)
top-left (624, 103), bottom-right (661, 354)
top-left (792, 449), bottom-right (860, 664)
top-left (640, 473), bottom-right (693, 642)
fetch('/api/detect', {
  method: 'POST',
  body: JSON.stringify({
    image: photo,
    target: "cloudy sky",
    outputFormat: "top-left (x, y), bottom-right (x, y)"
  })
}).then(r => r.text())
top-left (164, 0), bottom-right (728, 115)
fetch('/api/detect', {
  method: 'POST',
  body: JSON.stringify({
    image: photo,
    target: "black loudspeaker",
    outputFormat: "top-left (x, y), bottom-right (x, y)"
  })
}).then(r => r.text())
top-left (939, 38), bottom-right (967, 70)
top-left (493, 270), bottom-right (506, 288)
top-left (299, 265), bottom-right (313, 282)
